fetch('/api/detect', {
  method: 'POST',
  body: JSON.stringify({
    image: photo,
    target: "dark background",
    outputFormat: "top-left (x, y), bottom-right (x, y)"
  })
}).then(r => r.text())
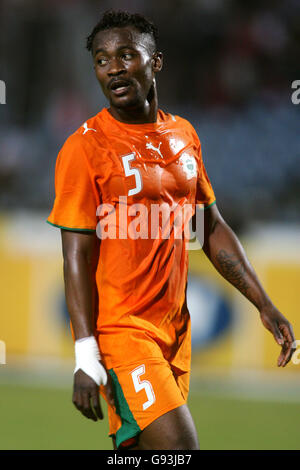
top-left (0, 0), bottom-right (299, 232)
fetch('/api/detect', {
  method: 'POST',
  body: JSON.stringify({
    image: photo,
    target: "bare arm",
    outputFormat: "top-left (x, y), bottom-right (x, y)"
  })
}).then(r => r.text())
top-left (61, 229), bottom-right (114, 420)
top-left (61, 229), bottom-right (99, 339)
top-left (199, 204), bottom-right (296, 367)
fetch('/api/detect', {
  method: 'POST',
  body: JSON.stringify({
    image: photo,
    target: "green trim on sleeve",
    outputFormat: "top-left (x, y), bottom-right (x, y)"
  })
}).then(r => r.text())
top-left (108, 368), bottom-right (141, 448)
top-left (203, 200), bottom-right (216, 210)
top-left (46, 220), bottom-right (96, 232)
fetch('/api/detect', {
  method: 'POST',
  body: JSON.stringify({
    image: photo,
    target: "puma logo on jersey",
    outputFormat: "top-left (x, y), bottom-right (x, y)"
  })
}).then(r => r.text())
top-left (82, 122), bottom-right (97, 135)
top-left (146, 141), bottom-right (163, 159)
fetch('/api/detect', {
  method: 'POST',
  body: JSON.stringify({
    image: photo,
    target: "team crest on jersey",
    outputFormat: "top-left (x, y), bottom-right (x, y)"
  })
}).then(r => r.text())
top-left (179, 152), bottom-right (197, 180)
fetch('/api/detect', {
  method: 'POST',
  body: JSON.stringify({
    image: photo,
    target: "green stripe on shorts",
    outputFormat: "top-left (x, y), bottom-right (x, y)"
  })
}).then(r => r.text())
top-left (108, 369), bottom-right (141, 448)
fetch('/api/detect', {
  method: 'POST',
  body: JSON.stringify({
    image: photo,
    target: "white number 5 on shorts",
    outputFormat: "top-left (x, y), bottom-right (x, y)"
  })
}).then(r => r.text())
top-left (131, 364), bottom-right (156, 410)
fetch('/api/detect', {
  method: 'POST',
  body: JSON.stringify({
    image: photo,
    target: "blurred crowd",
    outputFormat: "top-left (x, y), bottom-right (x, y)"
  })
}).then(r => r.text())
top-left (0, 0), bottom-right (299, 231)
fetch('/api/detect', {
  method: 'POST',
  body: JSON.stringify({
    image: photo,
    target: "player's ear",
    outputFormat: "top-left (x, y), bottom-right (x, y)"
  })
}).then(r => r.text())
top-left (152, 52), bottom-right (163, 73)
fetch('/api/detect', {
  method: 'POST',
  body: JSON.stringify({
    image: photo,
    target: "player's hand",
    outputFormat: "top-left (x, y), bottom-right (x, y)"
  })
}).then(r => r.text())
top-left (259, 304), bottom-right (296, 367)
top-left (72, 362), bottom-right (115, 421)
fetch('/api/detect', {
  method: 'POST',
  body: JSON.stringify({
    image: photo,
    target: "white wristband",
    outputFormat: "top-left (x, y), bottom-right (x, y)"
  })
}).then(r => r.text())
top-left (74, 336), bottom-right (107, 386)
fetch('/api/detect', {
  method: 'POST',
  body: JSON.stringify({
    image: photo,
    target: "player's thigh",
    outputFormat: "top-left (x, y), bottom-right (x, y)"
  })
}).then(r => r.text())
top-left (138, 403), bottom-right (200, 450)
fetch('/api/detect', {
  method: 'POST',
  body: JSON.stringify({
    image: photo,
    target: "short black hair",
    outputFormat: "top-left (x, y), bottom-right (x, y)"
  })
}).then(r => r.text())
top-left (86, 9), bottom-right (159, 54)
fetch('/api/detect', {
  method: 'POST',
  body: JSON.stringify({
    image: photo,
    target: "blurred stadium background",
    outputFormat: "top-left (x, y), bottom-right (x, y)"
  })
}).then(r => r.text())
top-left (0, 0), bottom-right (299, 450)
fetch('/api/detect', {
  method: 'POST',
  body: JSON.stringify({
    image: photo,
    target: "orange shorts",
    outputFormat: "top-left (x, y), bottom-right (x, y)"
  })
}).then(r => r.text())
top-left (100, 357), bottom-right (190, 449)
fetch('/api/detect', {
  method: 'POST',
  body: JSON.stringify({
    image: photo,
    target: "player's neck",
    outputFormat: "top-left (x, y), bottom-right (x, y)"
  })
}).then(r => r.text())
top-left (108, 81), bottom-right (159, 125)
top-left (108, 101), bottom-right (158, 125)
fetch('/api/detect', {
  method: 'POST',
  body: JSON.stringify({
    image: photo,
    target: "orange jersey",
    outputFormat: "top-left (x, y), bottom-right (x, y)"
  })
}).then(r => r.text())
top-left (48, 108), bottom-right (216, 372)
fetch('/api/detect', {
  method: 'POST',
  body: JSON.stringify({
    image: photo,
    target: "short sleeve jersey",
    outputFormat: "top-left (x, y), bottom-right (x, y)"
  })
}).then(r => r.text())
top-left (48, 108), bottom-right (216, 372)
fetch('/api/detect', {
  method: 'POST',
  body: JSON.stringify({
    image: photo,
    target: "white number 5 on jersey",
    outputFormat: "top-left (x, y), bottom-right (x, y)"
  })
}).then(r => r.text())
top-left (131, 364), bottom-right (156, 410)
top-left (121, 153), bottom-right (142, 196)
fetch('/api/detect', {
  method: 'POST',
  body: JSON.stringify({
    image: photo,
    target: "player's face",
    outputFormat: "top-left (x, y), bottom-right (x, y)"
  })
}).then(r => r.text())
top-left (92, 27), bottom-right (160, 111)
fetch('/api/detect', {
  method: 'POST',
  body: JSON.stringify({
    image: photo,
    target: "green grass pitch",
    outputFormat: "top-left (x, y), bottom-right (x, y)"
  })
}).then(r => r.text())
top-left (0, 383), bottom-right (299, 450)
